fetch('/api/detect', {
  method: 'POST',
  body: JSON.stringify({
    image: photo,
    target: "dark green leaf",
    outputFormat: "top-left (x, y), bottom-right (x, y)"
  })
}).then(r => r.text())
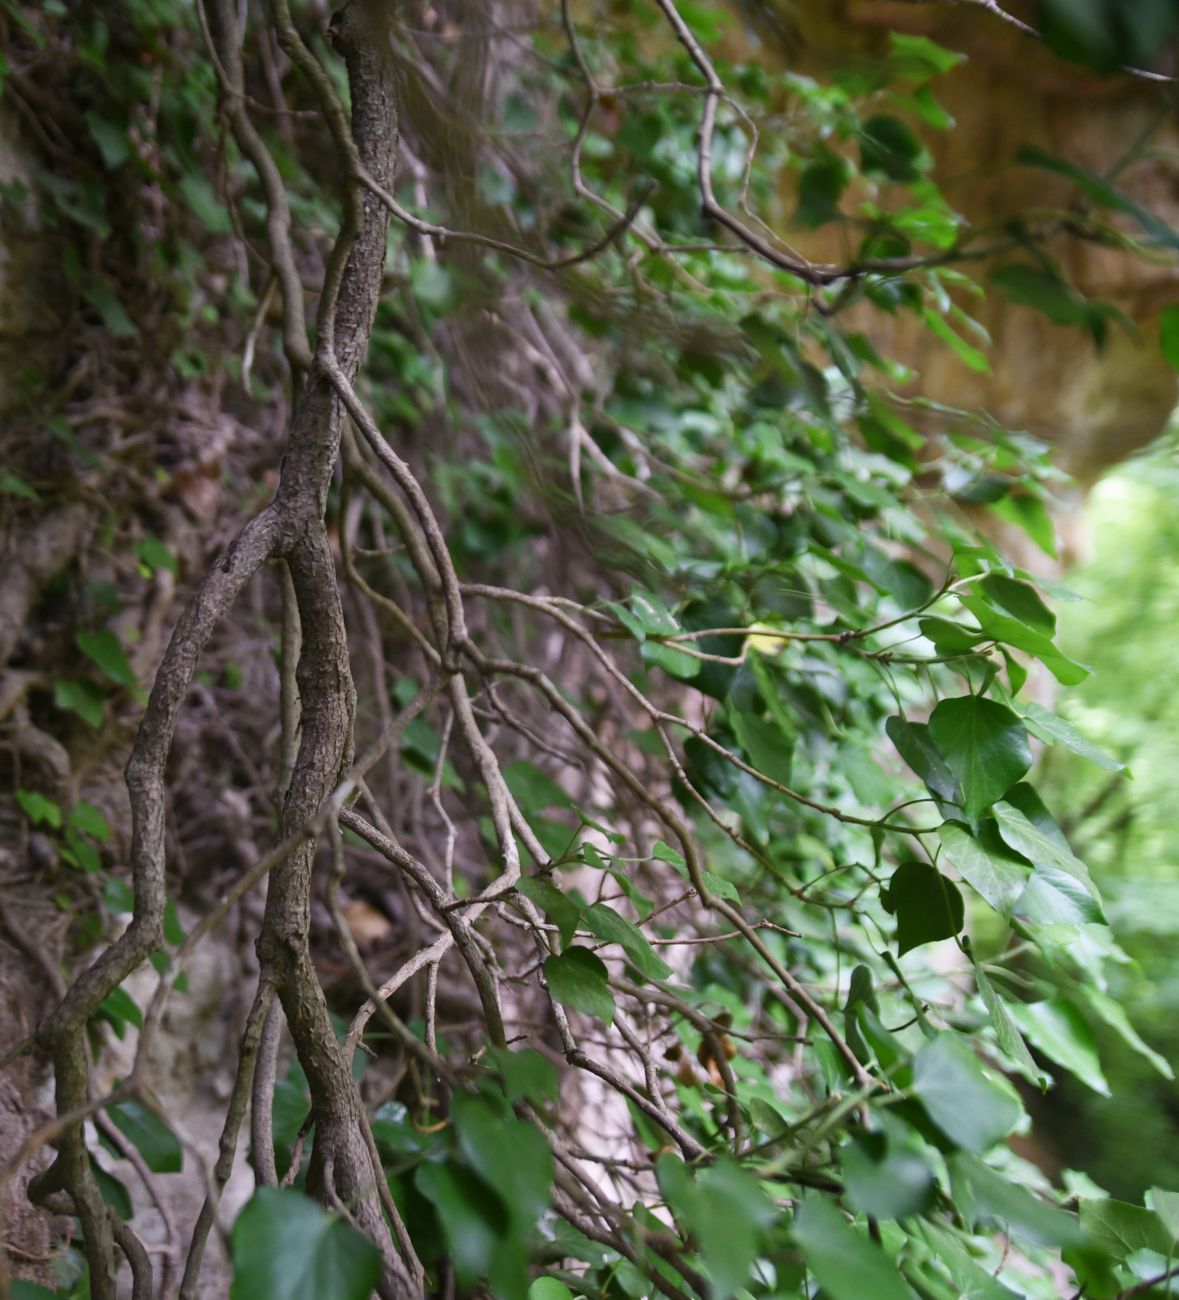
top-left (795, 150), bottom-right (849, 228)
top-left (544, 947), bottom-right (615, 1025)
top-left (85, 111), bottom-right (131, 169)
top-left (453, 1093), bottom-right (552, 1228)
top-left (90, 1157), bottom-right (133, 1220)
top-left (1080, 986), bottom-right (1174, 1080)
top-left (231, 1189), bottom-right (381, 1300)
top-left (978, 573), bottom-right (1055, 634)
top-left (69, 801), bottom-right (111, 842)
top-left (657, 1156), bottom-right (773, 1300)
top-left (1017, 144), bottom-right (1179, 249)
top-left (929, 697), bottom-right (1031, 819)
top-left (992, 802), bottom-right (1099, 897)
top-left (990, 492), bottom-right (1057, 558)
top-left (730, 709), bottom-right (794, 789)
top-left (179, 174), bottom-right (232, 234)
top-left (974, 966), bottom-right (1044, 1085)
top-left (486, 1046), bottom-right (559, 1104)
top-left (0, 471), bottom-right (39, 500)
top-left (883, 861), bottom-right (964, 954)
top-left (988, 264), bottom-right (1110, 338)
top-left (84, 280), bottom-right (137, 337)
top-left (1022, 703), bottom-right (1124, 772)
top-left (106, 1099), bottom-right (182, 1174)
top-left (96, 986), bottom-right (142, 1037)
top-left (416, 1161), bottom-right (524, 1297)
top-left (1159, 304), bottom-right (1179, 370)
top-left (886, 716), bottom-right (961, 806)
top-left (859, 113), bottom-right (923, 181)
top-left (517, 877), bottom-right (584, 948)
top-left (10, 1281), bottom-right (62, 1299)
top-left (1016, 865), bottom-right (1106, 926)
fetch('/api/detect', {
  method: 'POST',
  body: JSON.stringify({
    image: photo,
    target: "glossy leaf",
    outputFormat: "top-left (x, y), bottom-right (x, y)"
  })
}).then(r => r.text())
top-left (883, 861), bottom-right (964, 954)
top-left (929, 697), bottom-right (1031, 819)
top-left (938, 819), bottom-right (1030, 915)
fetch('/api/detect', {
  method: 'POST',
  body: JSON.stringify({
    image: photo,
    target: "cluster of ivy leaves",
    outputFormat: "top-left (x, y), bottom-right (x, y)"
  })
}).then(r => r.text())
top-left (7, 1), bottom-right (1179, 1299)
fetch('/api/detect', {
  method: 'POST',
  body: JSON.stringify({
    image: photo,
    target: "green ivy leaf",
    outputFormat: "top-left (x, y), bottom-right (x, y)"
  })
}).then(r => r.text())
top-left (544, 947), bottom-right (615, 1025)
top-left (69, 800), bottom-right (111, 842)
top-left (85, 110), bottom-right (131, 169)
top-left (992, 802), bottom-right (1099, 897)
top-left (730, 709), bottom-right (794, 789)
top-left (528, 1282), bottom-right (574, 1300)
top-left (1079, 1197), bottom-right (1174, 1261)
top-left (950, 1153), bottom-right (1083, 1247)
top-left (1080, 986), bottom-right (1174, 1080)
top-left (453, 1093), bottom-right (552, 1228)
top-left (886, 716), bottom-right (961, 806)
top-left (974, 966), bottom-right (1044, 1086)
top-left (938, 820), bottom-right (1030, 915)
top-left (978, 573), bottom-right (1056, 634)
top-left (929, 697), bottom-right (1031, 819)
top-left (486, 1046), bottom-right (558, 1104)
top-left (179, 173), bottom-right (232, 234)
top-left (90, 1156), bottom-right (133, 1221)
top-left (134, 536), bottom-right (178, 576)
top-left (912, 1034), bottom-right (1023, 1152)
top-left (231, 1189), bottom-right (380, 1300)
top-left (517, 877), bottom-right (584, 948)
top-left (794, 149), bottom-right (849, 228)
top-left (657, 1156), bottom-right (774, 1300)
top-left (1009, 999), bottom-right (1109, 1096)
top-left (0, 471), bottom-right (39, 500)
top-left (107, 1099), bottom-right (182, 1174)
top-left (16, 788), bottom-right (61, 828)
top-left (793, 1195), bottom-right (917, 1300)
top-left (843, 1130), bottom-right (935, 1221)
top-left (1159, 304), bottom-right (1179, 369)
top-left (859, 113), bottom-right (923, 181)
top-left (583, 903), bottom-right (672, 980)
top-left (76, 629), bottom-right (138, 689)
top-left (96, 986), bottom-right (142, 1038)
top-left (1022, 703), bottom-right (1125, 772)
top-left (54, 678), bottom-right (107, 728)
top-left (882, 861), bottom-right (964, 954)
